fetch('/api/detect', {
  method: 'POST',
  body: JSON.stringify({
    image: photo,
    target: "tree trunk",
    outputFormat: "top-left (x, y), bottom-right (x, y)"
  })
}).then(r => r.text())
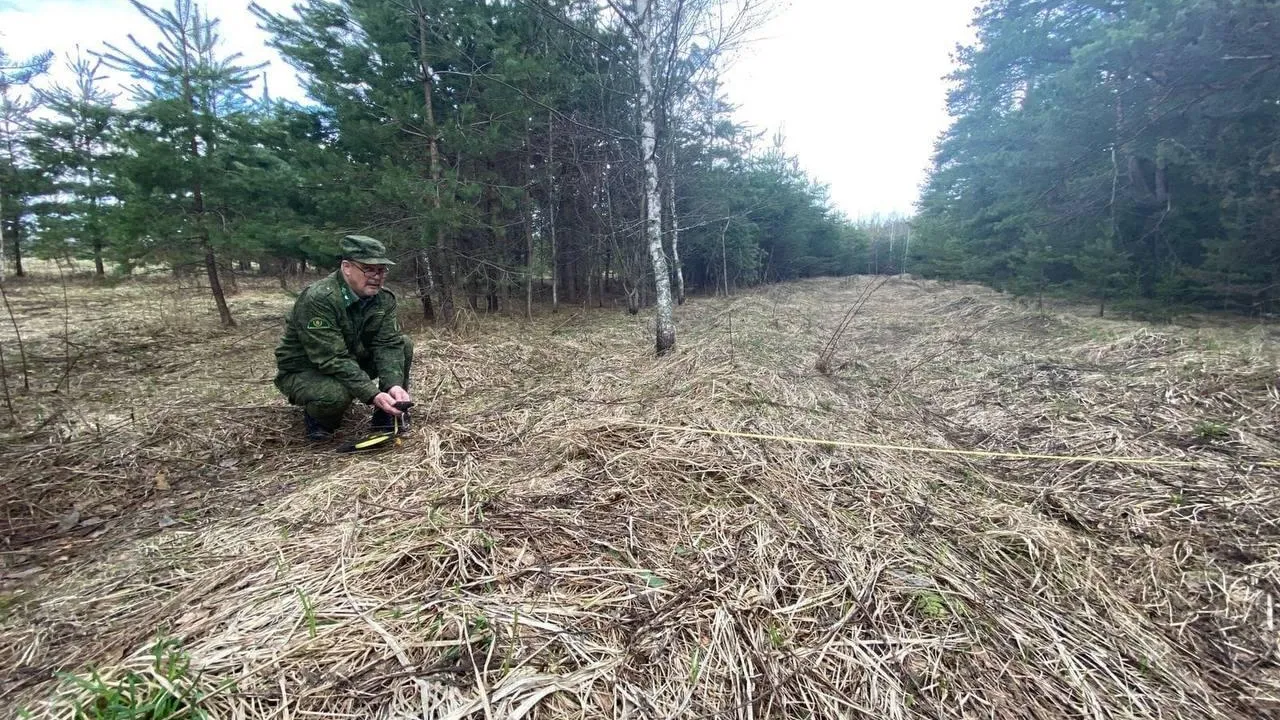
top-left (525, 194), bottom-right (534, 321)
top-left (0, 185), bottom-right (5, 283)
top-left (667, 142), bottom-right (684, 305)
top-left (634, 3), bottom-right (675, 355)
top-left (414, 249), bottom-right (436, 321)
top-left (91, 191), bottom-right (105, 275)
top-left (11, 224), bottom-right (22, 278)
top-left (203, 239), bottom-right (234, 326)
top-left (604, 242), bottom-right (613, 297)
top-left (487, 186), bottom-right (502, 313)
top-left (548, 111), bottom-right (559, 313)
top-left (1110, 94), bottom-right (1121, 245)
top-left (419, 12), bottom-right (454, 328)
top-left (192, 165), bottom-right (231, 325)
top-left (721, 217), bottom-right (731, 296)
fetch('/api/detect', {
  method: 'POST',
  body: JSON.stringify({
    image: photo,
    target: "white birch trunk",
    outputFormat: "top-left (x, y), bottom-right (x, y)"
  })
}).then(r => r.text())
top-left (636, 0), bottom-right (676, 354)
top-left (667, 142), bottom-right (684, 305)
top-left (903, 225), bottom-right (910, 275)
top-left (721, 217), bottom-right (731, 296)
top-left (0, 186), bottom-right (6, 283)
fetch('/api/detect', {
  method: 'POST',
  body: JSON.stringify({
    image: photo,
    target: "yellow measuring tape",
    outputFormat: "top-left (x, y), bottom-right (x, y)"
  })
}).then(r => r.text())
top-left (617, 422), bottom-right (1280, 469)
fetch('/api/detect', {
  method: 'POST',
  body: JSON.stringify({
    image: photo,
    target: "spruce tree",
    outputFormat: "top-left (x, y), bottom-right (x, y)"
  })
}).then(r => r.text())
top-left (98, 0), bottom-right (266, 326)
top-left (0, 47), bottom-right (52, 280)
top-left (28, 50), bottom-right (121, 276)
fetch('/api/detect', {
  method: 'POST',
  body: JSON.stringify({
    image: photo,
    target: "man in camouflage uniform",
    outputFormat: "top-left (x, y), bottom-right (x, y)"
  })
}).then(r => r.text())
top-left (274, 235), bottom-right (414, 440)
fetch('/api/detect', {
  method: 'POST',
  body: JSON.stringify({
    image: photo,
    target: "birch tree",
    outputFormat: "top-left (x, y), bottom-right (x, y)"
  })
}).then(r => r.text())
top-left (614, 0), bottom-right (676, 353)
top-left (607, 0), bottom-right (767, 354)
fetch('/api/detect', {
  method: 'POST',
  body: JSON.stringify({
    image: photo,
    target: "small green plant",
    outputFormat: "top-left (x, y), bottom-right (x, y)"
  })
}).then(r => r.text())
top-left (1197, 335), bottom-right (1223, 352)
top-left (61, 638), bottom-right (206, 719)
top-left (1192, 420), bottom-right (1230, 441)
top-left (767, 622), bottom-right (787, 648)
top-left (641, 571), bottom-right (668, 588)
top-left (297, 588), bottom-right (317, 638)
top-left (913, 591), bottom-right (950, 620)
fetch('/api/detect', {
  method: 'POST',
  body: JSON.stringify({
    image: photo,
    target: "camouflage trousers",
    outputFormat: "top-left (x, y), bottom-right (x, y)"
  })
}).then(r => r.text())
top-left (275, 335), bottom-right (414, 430)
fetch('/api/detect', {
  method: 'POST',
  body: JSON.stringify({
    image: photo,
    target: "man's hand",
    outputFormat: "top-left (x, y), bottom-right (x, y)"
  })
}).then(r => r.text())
top-left (387, 385), bottom-right (412, 404)
top-left (372, 392), bottom-right (403, 416)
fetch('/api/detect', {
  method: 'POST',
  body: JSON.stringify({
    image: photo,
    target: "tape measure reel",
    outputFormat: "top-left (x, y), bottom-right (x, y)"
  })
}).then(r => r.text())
top-left (334, 401), bottom-right (414, 453)
top-left (335, 431), bottom-right (403, 453)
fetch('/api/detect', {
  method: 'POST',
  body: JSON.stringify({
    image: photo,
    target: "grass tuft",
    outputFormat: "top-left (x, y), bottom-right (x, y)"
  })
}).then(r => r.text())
top-left (56, 638), bottom-right (207, 720)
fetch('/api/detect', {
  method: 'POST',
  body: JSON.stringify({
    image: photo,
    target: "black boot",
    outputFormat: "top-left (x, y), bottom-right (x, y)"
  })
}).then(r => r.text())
top-left (371, 407), bottom-right (410, 434)
top-left (304, 412), bottom-right (335, 441)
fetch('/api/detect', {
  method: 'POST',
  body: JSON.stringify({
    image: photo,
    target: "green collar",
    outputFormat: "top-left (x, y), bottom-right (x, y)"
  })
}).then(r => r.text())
top-left (336, 273), bottom-right (360, 307)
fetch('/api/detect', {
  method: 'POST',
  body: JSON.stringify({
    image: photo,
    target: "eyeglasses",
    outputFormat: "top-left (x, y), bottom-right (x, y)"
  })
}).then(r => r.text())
top-left (347, 261), bottom-right (387, 278)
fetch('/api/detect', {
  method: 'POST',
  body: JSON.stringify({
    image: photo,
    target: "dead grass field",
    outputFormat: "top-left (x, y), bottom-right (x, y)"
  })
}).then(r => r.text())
top-left (1, 270), bottom-right (1278, 718)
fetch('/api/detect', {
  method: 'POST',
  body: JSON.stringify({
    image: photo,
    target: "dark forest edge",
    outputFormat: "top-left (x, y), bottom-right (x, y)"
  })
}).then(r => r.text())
top-left (909, 0), bottom-right (1280, 320)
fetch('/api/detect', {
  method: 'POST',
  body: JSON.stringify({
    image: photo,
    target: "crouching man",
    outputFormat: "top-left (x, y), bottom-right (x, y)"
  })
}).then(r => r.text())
top-left (274, 235), bottom-right (413, 440)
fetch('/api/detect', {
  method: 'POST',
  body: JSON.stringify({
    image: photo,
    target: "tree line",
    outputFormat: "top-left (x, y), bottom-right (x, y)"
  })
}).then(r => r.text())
top-left (0, 0), bottom-right (872, 353)
top-left (912, 0), bottom-right (1280, 318)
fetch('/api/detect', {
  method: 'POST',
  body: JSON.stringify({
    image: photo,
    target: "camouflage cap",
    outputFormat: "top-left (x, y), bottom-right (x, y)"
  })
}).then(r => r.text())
top-left (341, 235), bottom-right (396, 266)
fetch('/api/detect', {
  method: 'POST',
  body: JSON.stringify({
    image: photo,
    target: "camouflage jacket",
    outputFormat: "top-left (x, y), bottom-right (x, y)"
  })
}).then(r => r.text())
top-left (274, 271), bottom-right (406, 403)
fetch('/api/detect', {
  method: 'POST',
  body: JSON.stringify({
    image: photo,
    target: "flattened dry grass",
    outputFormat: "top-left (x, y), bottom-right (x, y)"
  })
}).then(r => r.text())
top-left (2, 273), bottom-right (1279, 718)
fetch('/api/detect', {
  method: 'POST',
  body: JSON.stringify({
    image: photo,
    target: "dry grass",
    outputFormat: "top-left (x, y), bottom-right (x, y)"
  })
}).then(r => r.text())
top-left (2, 271), bottom-right (1279, 718)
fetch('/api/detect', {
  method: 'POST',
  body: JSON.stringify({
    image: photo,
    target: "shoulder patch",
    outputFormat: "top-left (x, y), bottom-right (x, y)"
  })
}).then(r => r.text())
top-left (307, 317), bottom-right (332, 330)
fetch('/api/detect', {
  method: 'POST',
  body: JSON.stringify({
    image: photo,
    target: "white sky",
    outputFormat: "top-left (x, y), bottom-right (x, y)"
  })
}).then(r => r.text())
top-left (0, 0), bottom-right (978, 219)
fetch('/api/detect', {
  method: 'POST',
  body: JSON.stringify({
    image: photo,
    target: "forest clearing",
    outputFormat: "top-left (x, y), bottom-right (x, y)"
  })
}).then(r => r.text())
top-left (1, 271), bottom-right (1278, 718)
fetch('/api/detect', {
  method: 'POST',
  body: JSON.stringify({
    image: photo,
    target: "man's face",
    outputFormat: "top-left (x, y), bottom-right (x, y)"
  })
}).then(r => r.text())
top-left (341, 260), bottom-right (387, 297)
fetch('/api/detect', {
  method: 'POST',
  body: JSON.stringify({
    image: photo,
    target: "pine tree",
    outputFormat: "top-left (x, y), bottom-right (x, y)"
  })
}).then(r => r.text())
top-left (98, 0), bottom-right (266, 326)
top-left (0, 47), bottom-right (52, 280)
top-left (916, 0), bottom-right (1280, 315)
top-left (28, 50), bottom-right (121, 276)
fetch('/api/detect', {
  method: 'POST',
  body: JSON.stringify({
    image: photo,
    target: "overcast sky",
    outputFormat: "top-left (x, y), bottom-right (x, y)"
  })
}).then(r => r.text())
top-left (0, 0), bottom-right (979, 219)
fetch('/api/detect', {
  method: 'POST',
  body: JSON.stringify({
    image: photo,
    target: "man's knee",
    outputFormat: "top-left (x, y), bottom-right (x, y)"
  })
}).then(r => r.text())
top-left (306, 396), bottom-right (353, 428)
top-left (278, 372), bottom-right (356, 427)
